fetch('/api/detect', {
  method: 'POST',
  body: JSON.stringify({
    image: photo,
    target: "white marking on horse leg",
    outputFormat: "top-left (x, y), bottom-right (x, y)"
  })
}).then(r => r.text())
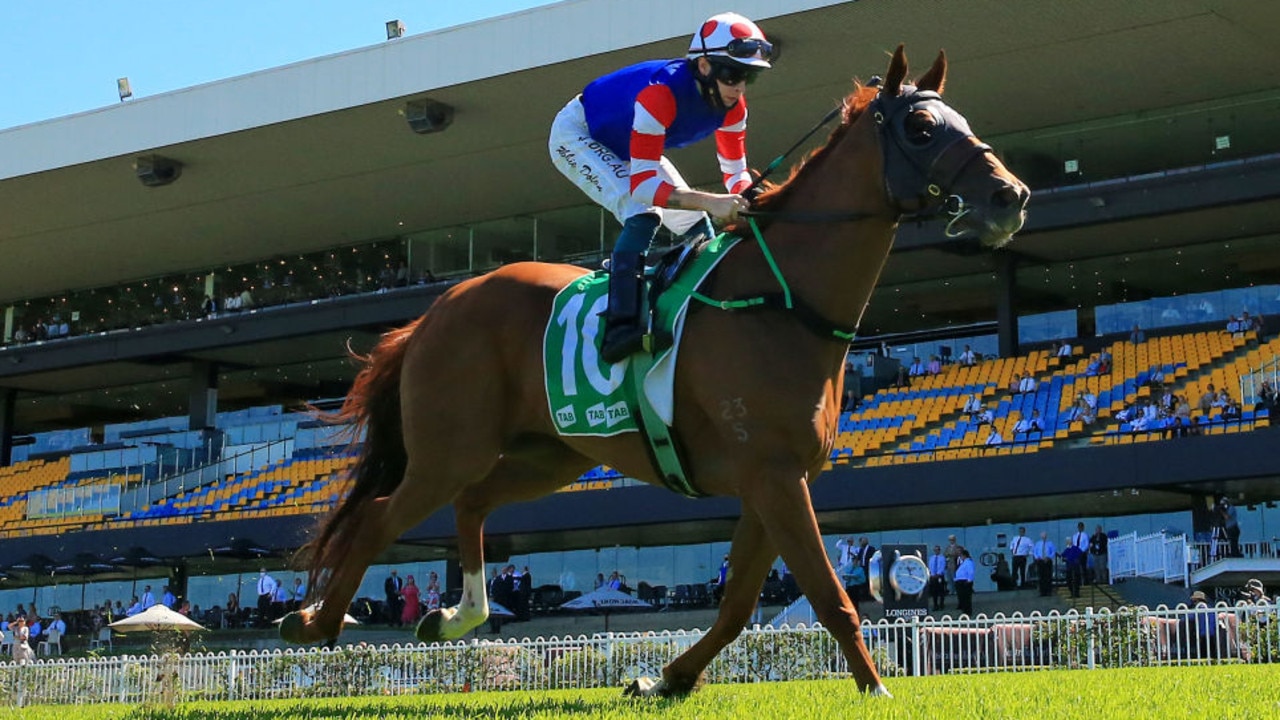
top-left (437, 570), bottom-right (489, 640)
top-left (868, 683), bottom-right (893, 698)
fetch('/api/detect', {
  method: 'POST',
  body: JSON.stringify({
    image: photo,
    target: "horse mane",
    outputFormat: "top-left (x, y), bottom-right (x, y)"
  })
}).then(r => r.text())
top-left (728, 84), bottom-right (880, 232)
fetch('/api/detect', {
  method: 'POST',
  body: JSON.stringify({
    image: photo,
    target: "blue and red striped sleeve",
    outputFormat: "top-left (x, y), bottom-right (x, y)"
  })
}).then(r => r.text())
top-left (716, 98), bottom-right (750, 194)
top-left (629, 84), bottom-right (677, 207)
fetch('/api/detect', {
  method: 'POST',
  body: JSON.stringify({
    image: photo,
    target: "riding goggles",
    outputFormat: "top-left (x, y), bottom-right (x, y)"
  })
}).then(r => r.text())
top-left (709, 60), bottom-right (762, 86)
top-left (704, 37), bottom-right (774, 63)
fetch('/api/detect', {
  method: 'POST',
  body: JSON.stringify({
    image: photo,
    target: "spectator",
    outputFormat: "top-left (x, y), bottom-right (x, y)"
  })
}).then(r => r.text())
top-left (1089, 524), bottom-right (1109, 585)
top-left (944, 535), bottom-right (961, 594)
top-left (962, 393), bottom-right (982, 416)
top-left (1013, 409), bottom-right (1043, 435)
top-left (256, 569), bottom-right (278, 627)
top-left (958, 344), bottom-right (977, 366)
top-left (1257, 381), bottom-right (1277, 413)
top-left (985, 424), bottom-right (1004, 446)
top-left (1033, 532), bottom-right (1056, 597)
top-left (395, 261), bottom-right (410, 288)
top-left (954, 548), bottom-right (976, 615)
top-left (1226, 315), bottom-right (1242, 336)
top-left (201, 294), bottom-right (217, 317)
top-left (161, 585), bottom-right (176, 609)
top-left (1017, 372), bottom-right (1037, 394)
top-left (1217, 496), bottom-right (1241, 558)
top-left (1008, 527), bottom-right (1033, 588)
top-left (1084, 354), bottom-right (1103, 376)
top-left (927, 545), bottom-right (947, 609)
top-left (238, 286), bottom-right (255, 310)
top-left (401, 575), bottom-right (421, 626)
top-left (141, 585), bottom-right (156, 610)
top-left (1129, 323), bottom-right (1145, 344)
top-left (908, 356), bottom-right (925, 378)
top-left (927, 354), bottom-right (942, 375)
top-left (1223, 400), bottom-right (1241, 421)
top-left (990, 554), bottom-right (1016, 591)
top-left (384, 569), bottom-right (404, 626)
top-left (1056, 340), bottom-right (1073, 359)
top-left (976, 404), bottom-right (995, 426)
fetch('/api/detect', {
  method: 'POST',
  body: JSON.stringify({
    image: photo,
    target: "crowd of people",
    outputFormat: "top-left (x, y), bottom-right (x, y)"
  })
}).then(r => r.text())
top-left (2, 241), bottom-right (440, 348)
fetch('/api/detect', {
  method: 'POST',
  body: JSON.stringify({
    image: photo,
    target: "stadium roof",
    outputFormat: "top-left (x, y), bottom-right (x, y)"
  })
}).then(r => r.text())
top-left (4, 0), bottom-right (1280, 306)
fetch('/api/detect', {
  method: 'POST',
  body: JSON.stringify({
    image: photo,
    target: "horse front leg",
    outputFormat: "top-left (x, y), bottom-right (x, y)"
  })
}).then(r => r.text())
top-left (742, 469), bottom-right (888, 695)
top-left (627, 512), bottom-right (777, 697)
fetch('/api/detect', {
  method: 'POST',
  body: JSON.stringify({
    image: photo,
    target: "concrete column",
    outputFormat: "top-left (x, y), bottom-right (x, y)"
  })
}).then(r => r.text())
top-left (996, 250), bottom-right (1020, 357)
top-left (0, 388), bottom-right (15, 466)
top-left (189, 361), bottom-right (218, 431)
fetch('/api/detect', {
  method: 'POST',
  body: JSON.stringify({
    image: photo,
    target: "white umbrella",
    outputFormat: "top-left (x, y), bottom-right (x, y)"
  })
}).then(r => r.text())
top-left (559, 587), bottom-right (652, 631)
top-left (109, 605), bottom-right (205, 633)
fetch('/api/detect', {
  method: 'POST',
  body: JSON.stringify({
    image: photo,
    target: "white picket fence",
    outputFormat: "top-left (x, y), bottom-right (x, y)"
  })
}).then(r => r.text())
top-left (1, 602), bottom-right (1275, 707)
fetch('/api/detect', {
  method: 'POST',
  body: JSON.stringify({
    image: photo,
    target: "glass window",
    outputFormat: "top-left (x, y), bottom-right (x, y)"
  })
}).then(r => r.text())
top-left (532, 206), bottom-right (604, 265)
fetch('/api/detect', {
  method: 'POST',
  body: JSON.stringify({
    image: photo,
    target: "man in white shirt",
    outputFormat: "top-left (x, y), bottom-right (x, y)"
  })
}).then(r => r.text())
top-left (1033, 532), bottom-right (1057, 597)
top-left (125, 597), bottom-right (143, 617)
top-left (1008, 527), bottom-right (1034, 589)
top-left (1019, 373), bottom-right (1037, 394)
top-left (140, 585), bottom-right (156, 610)
top-left (958, 345), bottom-right (977, 366)
top-left (834, 536), bottom-right (857, 576)
top-left (927, 545), bottom-right (947, 610)
top-left (256, 569), bottom-right (278, 627)
top-left (985, 426), bottom-right (1003, 446)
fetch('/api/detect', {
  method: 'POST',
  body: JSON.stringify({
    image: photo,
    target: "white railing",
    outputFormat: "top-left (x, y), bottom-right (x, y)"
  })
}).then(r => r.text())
top-left (1, 603), bottom-right (1275, 707)
top-left (1187, 539), bottom-right (1280, 570)
top-left (1109, 532), bottom-right (1189, 586)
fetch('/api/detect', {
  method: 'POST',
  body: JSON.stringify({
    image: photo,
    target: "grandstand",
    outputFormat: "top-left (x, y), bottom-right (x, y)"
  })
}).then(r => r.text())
top-left (2, 0), bottom-right (1279, 619)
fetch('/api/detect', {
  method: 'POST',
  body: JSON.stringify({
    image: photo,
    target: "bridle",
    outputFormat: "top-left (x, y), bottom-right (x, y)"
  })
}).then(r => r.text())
top-left (742, 84), bottom-right (992, 236)
top-left (871, 86), bottom-right (993, 236)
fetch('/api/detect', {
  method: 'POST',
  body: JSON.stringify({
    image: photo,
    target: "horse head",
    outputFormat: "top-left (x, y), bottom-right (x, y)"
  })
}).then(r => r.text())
top-left (872, 45), bottom-right (1028, 247)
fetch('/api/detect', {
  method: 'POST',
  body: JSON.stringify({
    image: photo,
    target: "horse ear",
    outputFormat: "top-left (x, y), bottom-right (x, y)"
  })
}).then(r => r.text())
top-left (917, 50), bottom-right (947, 94)
top-left (883, 44), bottom-right (908, 96)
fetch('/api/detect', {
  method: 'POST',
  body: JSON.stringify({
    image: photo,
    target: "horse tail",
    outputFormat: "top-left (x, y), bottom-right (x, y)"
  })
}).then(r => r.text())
top-left (302, 316), bottom-right (422, 597)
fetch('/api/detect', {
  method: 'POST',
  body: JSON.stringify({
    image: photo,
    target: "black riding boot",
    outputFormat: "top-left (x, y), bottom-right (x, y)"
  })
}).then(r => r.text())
top-left (600, 251), bottom-right (645, 364)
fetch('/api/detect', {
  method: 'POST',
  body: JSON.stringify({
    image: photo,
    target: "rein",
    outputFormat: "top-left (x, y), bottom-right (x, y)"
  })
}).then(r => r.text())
top-left (690, 218), bottom-right (857, 343)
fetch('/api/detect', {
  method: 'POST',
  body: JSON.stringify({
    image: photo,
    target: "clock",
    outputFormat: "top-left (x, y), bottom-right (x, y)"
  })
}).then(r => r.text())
top-left (888, 550), bottom-right (930, 601)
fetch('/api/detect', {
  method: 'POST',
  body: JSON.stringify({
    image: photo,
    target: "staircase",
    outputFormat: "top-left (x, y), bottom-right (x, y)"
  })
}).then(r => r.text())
top-left (1055, 581), bottom-right (1127, 612)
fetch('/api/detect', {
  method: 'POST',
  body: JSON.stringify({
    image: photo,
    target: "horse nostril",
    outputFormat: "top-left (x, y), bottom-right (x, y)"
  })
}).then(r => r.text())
top-left (988, 184), bottom-right (1018, 207)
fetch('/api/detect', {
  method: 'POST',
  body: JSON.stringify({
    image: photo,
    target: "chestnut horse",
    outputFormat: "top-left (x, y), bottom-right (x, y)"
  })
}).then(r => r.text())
top-left (281, 46), bottom-right (1028, 696)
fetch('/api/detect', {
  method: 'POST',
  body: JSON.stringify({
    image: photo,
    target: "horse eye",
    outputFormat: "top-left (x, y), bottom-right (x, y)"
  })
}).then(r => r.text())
top-left (904, 111), bottom-right (935, 146)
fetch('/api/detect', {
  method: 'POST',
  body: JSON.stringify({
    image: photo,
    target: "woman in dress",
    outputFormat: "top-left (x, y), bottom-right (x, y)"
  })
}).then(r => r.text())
top-left (400, 575), bottom-right (422, 626)
top-left (424, 572), bottom-right (442, 612)
top-left (10, 616), bottom-right (34, 664)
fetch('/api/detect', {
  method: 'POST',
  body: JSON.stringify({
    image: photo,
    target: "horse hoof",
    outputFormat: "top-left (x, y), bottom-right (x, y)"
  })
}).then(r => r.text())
top-left (278, 612), bottom-right (311, 645)
top-left (623, 677), bottom-right (660, 698)
top-left (868, 683), bottom-right (893, 698)
top-left (415, 610), bottom-right (446, 643)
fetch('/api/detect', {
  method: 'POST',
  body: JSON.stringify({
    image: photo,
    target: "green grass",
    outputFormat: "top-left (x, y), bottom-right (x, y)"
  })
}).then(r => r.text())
top-left (2, 666), bottom-right (1277, 719)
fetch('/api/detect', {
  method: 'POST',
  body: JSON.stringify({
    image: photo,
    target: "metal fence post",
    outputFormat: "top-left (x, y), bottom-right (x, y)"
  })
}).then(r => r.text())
top-left (1085, 607), bottom-right (1096, 670)
top-left (910, 616), bottom-right (922, 677)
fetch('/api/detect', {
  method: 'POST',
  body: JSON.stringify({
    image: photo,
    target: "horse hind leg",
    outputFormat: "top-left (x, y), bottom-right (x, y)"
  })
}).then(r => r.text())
top-left (283, 459), bottom-right (491, 645)
top-left (417, 442), bottom-right (591, 643)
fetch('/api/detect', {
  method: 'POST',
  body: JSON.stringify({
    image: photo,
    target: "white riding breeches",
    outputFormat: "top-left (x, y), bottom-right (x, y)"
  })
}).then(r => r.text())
top-left (549, 96), bottom-right (706, 236)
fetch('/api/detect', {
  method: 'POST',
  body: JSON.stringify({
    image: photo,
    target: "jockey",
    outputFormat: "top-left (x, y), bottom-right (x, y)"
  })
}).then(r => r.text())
top-left (548, 12), bottom-right (774, 363)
